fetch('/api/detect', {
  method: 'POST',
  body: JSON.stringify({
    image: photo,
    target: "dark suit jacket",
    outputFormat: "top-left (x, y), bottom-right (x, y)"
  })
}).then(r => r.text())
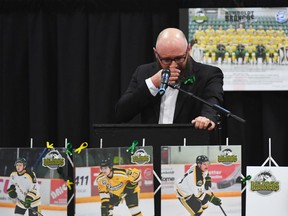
top-left (115, 57), bottom-right (224, 124)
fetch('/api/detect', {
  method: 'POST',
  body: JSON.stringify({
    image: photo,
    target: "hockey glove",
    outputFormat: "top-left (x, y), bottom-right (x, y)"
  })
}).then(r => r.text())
top-left (209, 194), bottom-right (222, 206)
top-left (101, 202), bottom-right (113, 216)
top-left (7, 185), bottom-right (17, 199)
top-left (24, 196), bottom-right (33, 208)
top-left (123, 182), bottom-right (137, 195)
top-left (204, 176), bottom-right (212, 190)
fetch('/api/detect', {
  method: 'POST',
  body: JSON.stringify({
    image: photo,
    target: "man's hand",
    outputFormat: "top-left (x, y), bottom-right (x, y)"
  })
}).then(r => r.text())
top-left (7, 185), bottom-right (17, 199)
top-left (192, 116), bottom-right (215, 130)
top-left (151, 68), bottom-right (181, 88)
top-left (24, 196), bottom-right (33, 208)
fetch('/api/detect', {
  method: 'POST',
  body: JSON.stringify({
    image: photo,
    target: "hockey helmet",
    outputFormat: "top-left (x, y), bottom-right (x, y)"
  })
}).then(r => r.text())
top-left (196, 155), bottom-right (209, 164)
top-left (100, 158), bottom-right (113, 168)
top-left (14, 157), bottom-right (27, 166)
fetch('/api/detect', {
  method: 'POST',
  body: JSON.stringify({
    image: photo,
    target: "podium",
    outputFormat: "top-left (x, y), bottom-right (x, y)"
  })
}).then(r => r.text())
top-left (93, 124), bottom-right (214, 215)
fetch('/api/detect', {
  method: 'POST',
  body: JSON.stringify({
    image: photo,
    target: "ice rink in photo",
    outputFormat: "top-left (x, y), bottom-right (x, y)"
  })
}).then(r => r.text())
top-left (0, 207), bottom-right (66, 216)
top-left (162, 196), bottom-right (241, 216)
top-left (76, 198), bottom-right (154, 216)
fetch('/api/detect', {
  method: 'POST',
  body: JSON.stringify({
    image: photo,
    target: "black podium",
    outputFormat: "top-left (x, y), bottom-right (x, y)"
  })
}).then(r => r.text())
top-left (92, 124), bottom-right (213, 215)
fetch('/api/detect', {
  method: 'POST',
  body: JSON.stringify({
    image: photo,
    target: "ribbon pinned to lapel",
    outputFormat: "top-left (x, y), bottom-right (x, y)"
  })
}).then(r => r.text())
top-left (184, 75), bottom-right (196, 85)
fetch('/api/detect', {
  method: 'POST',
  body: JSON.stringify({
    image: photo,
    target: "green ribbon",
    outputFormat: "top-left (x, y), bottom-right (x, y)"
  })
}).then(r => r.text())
top-left (184, 75), bottom-right (196, 85)
top-left (127, 140), bottom-right (138, 154)
top-left (66, 142), bottom-right (73, 156)
top-left (241, 175), bottom-right (252, 183)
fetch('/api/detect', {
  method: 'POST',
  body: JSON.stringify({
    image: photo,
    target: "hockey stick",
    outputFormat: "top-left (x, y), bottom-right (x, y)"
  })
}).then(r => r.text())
top-left (208, 188), bottom-right (227, 216)
top-left (17, 198), bottom-right (44, 216)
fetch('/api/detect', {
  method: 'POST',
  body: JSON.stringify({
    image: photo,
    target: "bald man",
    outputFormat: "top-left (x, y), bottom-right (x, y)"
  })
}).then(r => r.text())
top-left (115, 28), bottom-right (223, 130)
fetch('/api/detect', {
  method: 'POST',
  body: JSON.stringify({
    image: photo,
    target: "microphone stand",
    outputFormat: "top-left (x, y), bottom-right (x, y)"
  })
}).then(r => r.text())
top-left (168, 83), bottom-right (246, 145)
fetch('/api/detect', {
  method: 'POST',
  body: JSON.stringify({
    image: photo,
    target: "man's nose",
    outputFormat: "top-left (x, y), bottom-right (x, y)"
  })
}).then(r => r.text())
top-left (169, 61), bottom-right (178, 68)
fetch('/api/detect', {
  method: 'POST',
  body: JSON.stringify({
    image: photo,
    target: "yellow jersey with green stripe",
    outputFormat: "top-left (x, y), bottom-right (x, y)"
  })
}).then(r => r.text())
top-left (96, 167), bottom-right (141, 202)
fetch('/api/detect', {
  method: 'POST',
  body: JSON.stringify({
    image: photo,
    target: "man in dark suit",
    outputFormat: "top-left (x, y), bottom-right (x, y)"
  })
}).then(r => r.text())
top-left (115, 28), bottom-right (223, 131)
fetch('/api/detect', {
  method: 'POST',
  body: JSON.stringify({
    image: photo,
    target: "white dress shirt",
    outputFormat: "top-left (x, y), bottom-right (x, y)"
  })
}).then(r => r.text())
top-left (145, 78), bottom-right (179, 124)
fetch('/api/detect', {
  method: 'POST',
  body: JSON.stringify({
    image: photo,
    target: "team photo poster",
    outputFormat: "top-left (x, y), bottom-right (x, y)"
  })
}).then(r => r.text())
top-left (180, 7), bottom-right (288, 90)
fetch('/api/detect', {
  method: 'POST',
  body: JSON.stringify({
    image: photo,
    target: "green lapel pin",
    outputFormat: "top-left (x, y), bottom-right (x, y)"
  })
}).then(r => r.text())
top-left (184, 75), bottom-right (196, 85)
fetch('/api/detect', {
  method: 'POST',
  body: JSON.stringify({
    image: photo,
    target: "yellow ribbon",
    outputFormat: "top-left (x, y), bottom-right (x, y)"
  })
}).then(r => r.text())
top-left (74, 142), bottom-right (88, 154)
top-left (66, 180), bottom-right (74, 190)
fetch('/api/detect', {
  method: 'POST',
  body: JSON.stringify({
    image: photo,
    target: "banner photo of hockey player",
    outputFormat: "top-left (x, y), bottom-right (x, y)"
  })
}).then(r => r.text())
top-left (161, 145), bottom-right (241, 216)
top-left (246, 166), bottom-right (288, 216)
top-left (0, 147), bottom-right (68, 216)
top-left (180, 8), bottom-right (288, 90)
top-left (74, 146), bottom-right (154, 216)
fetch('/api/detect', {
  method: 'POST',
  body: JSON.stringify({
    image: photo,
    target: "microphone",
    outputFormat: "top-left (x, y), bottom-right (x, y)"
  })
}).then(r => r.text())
top-left (158, 69), bottom-right (170, 96)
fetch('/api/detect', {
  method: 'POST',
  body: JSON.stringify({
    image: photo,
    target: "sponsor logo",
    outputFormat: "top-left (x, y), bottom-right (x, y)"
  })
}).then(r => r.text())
top-left (192, 9), bottom-right (208, 24)
top-left (131, 149), bottom-right (150, 165)
top-left (42, 149), bottom-right (65, 170)
top-left (275, 10), bottom-right (288, 23)
top-left (107, 182), bottom-right (123, 191)
top-left (51, 182), bottom-right (67, 199)
top-left (217, 148), bottom-right (237, 166)
top-left (250, 171), bottom-right (279, 195)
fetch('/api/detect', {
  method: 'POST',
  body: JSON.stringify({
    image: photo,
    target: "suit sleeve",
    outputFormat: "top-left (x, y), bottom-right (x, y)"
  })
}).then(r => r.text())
top-left (115, 65), bottom-right (159, 123)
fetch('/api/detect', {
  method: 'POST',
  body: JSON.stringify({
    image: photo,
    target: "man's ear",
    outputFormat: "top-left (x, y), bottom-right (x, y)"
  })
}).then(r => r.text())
top-left (188, 44), bottom-right (191, 52)
top-left (153, 47), bottom-right (157, 56)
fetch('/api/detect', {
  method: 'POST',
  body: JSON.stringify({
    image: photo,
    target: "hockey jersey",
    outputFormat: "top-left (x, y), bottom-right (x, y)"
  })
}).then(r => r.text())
top-left (8, 170), bottom-right (41, 208)
top-left (96, 167), bottom-right (141, 203)
top-left (175, 164), bottom-right (209, 200)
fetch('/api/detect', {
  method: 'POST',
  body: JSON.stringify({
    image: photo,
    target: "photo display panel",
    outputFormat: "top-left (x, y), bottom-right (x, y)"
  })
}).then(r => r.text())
top-left (74, 146), bottom-right (154, 216)
top-left (0, 148), bottom-right (68, 216)
top-left (161, 145), bottom-right (241, 216)
top-left (246, 166), bottom-right (288, 216)
top-left (180, 8), bottom-right (288, 90)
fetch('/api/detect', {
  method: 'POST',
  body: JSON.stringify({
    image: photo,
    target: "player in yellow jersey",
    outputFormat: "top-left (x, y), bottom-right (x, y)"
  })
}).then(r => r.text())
top-left (241, 34), bottom-right (251, 46)
top-left (246, 25), bottom-right (255, 36)
top-left (193, 26), bottom-right (206, 42)
top-left (229, 34), bottom-right (241, 46)
top-left (276, 26), bottom-right (285, 37)
top-left (244, 44), bottom-right (256, 63)
top-left (96, 159), bottom-right (142, 216)
top-left (261, 34), bottom-right (271, 46)
top-left (204, 39), bottom-right (217, 63)
top-left (205, 25), bottom-right (215, 37)
top-left (226, 25), bottom-right (235, 36)
top-left (219, 33), bottom-right (230, 46)
top-left (225, 43), bottom-right (237, 63)
top-left (266, 26), bottom-right (275, 37)
top-left (236, 24), bottom-right (246, 35)
top-left (256, 25), bottom-right (265, 36)
top-left (265, 42), bottom-right (278, 63)
top-left (215, 25), bottom-right (225, 37)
